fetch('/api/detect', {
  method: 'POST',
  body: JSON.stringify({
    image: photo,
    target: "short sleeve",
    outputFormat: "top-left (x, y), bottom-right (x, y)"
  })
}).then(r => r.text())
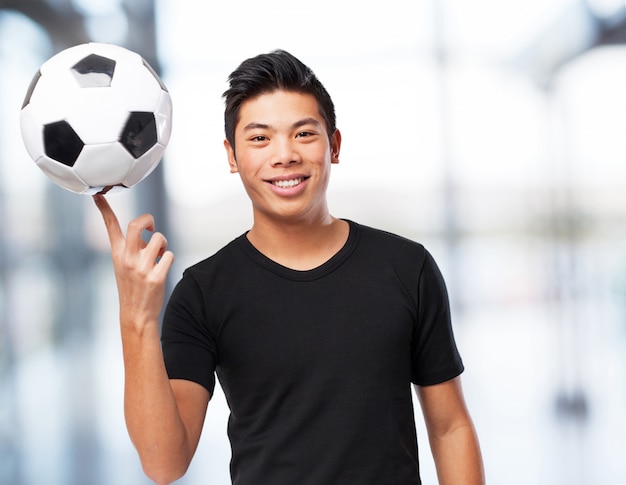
top-left (411, 249), bottom-right (464, 386)
top-left (161, 272), bottom-right (217, 395)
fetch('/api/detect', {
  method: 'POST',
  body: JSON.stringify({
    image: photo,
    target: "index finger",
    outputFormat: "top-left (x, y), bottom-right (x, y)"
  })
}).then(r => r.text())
top-left (93, 194), bottom-right (124, 248)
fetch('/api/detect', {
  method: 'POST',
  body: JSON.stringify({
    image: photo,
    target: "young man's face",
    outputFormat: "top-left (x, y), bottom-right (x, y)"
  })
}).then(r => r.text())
top-left (224, 90), bottom-right (341, 225)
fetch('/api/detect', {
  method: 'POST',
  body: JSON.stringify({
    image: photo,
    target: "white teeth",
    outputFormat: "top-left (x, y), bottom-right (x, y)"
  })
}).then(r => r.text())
top-left (273, 178), bottom-right (302, 188)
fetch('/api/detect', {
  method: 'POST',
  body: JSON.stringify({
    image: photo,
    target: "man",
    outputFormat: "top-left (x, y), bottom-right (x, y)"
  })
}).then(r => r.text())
top-left (94, 50), bottom-right (484, 485)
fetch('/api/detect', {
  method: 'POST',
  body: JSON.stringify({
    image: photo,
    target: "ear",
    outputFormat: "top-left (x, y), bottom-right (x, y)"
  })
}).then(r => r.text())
top-left (330, 129), bottom-right (342, 164)
top-left (224, 139), bottom-right (239, 173)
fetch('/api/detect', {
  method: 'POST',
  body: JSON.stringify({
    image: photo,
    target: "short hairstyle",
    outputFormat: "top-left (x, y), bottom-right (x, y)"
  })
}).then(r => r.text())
top-left (223, 50), bottom-right (336, 149)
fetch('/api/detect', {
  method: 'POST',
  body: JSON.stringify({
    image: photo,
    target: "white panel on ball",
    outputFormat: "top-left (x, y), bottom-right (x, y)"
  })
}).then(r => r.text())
top-left (19, 107), bottom-right (45, 162)
top-left (123, 143), bottom-right (165, 187)
top-left (154, 91), bottom-right (173, 146)
top-left (36, 156), bottom-right (90, 194)
top-left (66, 92), bottom-right (128, 144)
top-left (73, 143), bottom-right (134, 186)
top-left (110, 61), bottom-right (164, 112)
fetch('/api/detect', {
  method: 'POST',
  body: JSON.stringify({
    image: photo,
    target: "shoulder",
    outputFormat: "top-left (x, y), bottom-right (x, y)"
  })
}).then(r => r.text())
top-left (184, 234), bottom-right (248, 277)
top-left (350, 220), bottom-right (423, 246)
top-left (346, 222), bottom-right (451, 292)
top-left (167, 234), bottom-right (250, 308)
top-left (348, 220), bottom-right (428, 262)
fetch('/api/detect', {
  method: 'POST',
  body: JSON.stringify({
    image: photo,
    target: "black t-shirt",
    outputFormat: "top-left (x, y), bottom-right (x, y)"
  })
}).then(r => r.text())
top-left (162, 221), bottom-right (464, 485)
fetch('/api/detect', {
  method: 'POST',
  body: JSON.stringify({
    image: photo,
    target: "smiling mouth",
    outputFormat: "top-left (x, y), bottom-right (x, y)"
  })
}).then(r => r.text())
top-left (271, 177), bottom-right (305, 188)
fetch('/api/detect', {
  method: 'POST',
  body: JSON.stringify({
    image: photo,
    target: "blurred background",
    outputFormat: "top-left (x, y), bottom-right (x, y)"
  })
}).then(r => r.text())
top-left (1, 0), bottom-right (626, 483)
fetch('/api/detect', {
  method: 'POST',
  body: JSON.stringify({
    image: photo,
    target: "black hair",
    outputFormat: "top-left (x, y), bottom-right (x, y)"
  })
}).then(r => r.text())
top-left (223, 50), bottom-right (336, 149)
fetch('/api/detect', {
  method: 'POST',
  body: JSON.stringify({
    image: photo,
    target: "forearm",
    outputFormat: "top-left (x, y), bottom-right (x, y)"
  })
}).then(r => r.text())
top-left (429, 421), bottom-right (485, 485)
top-left (93, 196), bottom-right (191, 483)
top-left (121, 320), bottom-right (191, 484)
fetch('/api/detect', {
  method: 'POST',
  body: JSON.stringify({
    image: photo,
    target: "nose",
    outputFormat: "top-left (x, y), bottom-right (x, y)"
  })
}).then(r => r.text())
top-left (271, 136), bottom-right (301, 167)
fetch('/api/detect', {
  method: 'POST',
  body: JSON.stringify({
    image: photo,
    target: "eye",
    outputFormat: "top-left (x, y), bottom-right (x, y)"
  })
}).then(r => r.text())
top-left (296, 131), bottom-right (314, 138)
top-left (250, 135), bottom-right (268, 142)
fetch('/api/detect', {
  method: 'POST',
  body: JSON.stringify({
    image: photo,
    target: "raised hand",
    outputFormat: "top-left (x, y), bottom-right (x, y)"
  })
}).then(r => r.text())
top-left (93, 194), bottom-right (174, 329)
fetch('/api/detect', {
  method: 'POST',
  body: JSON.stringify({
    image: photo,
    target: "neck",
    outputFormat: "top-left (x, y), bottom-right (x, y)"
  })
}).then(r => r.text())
top-left (247, 213), bottom-right (349, 271)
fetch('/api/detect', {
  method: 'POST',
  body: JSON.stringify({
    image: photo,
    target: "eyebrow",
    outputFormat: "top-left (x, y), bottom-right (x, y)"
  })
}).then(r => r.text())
top-left (242, 122), bottom-right (270, 132)
top-left (292, 117), bottom-right (322, 130)
top-left (242, 117), bottom-right (322, 132)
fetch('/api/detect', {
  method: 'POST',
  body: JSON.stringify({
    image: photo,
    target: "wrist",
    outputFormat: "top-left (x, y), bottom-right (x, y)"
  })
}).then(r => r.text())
top-left (120, 313), bottom-right (160, 338)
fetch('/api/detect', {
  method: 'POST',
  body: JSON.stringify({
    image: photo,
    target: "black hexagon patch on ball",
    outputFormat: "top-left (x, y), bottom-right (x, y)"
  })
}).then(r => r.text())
top-left (71, 54), bottom-right (116, 87)
top-left (121, 112), bottom-right (157, 159)
top-left (44, 120), bottom-right (84, 166)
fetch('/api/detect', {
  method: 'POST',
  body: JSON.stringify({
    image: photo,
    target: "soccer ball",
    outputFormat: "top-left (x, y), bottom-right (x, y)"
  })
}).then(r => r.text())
top-left (20, 42), bottom-right (172, 195)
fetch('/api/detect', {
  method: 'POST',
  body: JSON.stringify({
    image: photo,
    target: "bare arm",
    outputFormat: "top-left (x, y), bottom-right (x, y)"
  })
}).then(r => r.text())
top-left (94, 195), bottom-right (210, 485)
top-left (415, 377), bottom-right (485, 485)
